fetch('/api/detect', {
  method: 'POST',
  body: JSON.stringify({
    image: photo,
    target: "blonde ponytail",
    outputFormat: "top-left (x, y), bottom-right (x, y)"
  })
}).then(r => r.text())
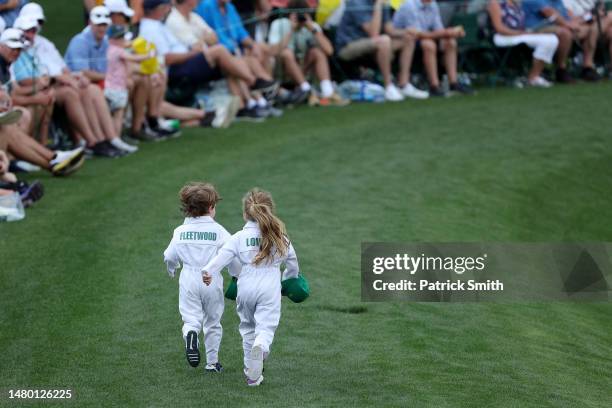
top-left (243, 188), bottom-right (289, 265)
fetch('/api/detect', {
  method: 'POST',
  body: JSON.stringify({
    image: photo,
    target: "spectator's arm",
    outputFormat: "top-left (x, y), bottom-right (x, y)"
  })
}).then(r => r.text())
top-left (306, 18), bottom-right (333, 55)
top-left (0, 0), bottom-right (19, 11)
top-left (80, 69), bottom-right (105, 82)
top-left (487, 0), bottom-right (524, 35)
top-left (362, 0), bottom-right (385, 38)
top-left (540, 7), bottom-right (571, 28)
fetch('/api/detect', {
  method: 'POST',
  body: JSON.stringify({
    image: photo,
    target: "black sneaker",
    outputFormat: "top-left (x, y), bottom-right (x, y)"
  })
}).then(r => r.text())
top-left (185, 331), bottom-right (200, 368)
top-left (555, 68), bottom-right (575, 84)
top-left (92, 141), bottom-right (121, 158)
top-left (7, 180), bottom-right (44, 208)
top-left (429, 86), bottom-right (446, 97)
top-left (199, 111), bottom-right (216, 127)
top-left (205, 362), bottom-right (224, 373)
top-left (235, 108), bottom-right (266, 122)
top-left (581, 67), bottom-right (600, 82)
top-left (289, 89), bottom-right (310, 105)
top-left (251, 78), bottom-right (279, 94)
top-left (131, 128), bottom-right (159, 142)
top-left (101, 141), bottom-right (128, 157)
top-left (449, 82), bottom-right (474, 95)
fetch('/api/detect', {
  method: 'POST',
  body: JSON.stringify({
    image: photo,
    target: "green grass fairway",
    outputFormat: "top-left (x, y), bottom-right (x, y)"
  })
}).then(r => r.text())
top-left (1, 83), bottom-right (612, 407)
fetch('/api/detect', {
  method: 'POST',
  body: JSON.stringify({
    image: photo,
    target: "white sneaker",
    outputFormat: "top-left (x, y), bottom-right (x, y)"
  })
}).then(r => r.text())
top-left (401, 83), bottom-right (429, 99)
top-left (246, 345), bottom-right (264, 381)
top-left (385, 85), bottom-right (404, 102)
top-left (212, 96), bottom-right (240, 128)
top-left (528, 76), bottom-right (552, 88)
top-left (110, 137), bottom-right (138, 153)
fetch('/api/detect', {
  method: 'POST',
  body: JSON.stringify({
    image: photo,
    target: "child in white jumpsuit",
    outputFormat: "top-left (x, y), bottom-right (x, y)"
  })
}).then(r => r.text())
top-left (202, 188), bottom-right (299, 386)
top-left (163, 182), bottom-right (239, 372)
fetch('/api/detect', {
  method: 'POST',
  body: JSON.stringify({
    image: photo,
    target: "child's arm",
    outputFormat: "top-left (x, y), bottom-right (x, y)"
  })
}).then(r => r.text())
top-left (121, 49), bottom-right (154, 63)
top-left (163, 235), bottom-right (181, 278)
top-left (201, 237), bottom-right (238, 283)
top-left (282, 242), bottom-right (300, 281)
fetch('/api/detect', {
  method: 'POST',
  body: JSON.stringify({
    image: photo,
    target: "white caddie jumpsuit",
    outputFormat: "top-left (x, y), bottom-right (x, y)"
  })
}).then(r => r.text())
top-left (203, 220), bottom-right (300, 369)
top-left (163, 216), bottom-right (240, 365)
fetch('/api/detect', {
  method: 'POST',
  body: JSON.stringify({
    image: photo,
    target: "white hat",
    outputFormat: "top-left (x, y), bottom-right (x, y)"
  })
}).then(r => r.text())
top-left (0, 28), bottom-right (27, 49)
top-left (13, 15), bottom-right (39, 31)
top-left (90, 6), bottom-right (112, 25)
top-left (105, 0), bottom-right (134, 17)
top-left (19, 2), bottom-right (45, 21)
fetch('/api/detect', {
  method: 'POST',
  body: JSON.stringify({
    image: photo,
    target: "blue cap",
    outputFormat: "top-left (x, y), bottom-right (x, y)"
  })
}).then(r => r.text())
top-left (143, 0), bottom-right (170, 10)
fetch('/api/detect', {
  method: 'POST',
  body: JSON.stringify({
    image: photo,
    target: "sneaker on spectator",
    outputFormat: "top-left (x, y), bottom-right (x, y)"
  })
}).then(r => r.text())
top-left (555, 68), bottom-right (575, 84)
top-left (289, 88), bottom-right (310, 105)
top-left (265, 105), bottom-right (283, 117)
top-left (528, 76), bottom-right (552, 88)
top-left (110, 137), bottom-right (138, 154)
top-left (401, 83), bottom-right (429, 99)
top-left (131, 128), bottom-right (158, 142)
top-left (18, 180), bottom-right (44, 208)
top-left (385, 85), bottom-right (404, 102)
top-left (92, 141), bottom-right (122, 158)
top-left (581, 67), bottom-right (600, 82)
top-left (50, 147), bottom-right (85, 175)
top-left (236, 107), bottom-right (266, 122)
top-left (449, 82), bottom-right (474, 95)
top-left (429, 86), bottom-right (447, 97)
top-left (212, 96), bottom-right (240, 128)
top-left (251, 78), bottom-right (279, 95)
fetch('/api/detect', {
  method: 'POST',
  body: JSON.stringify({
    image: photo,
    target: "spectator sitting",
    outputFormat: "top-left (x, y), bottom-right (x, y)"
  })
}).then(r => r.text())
top-left (393, 0), bottom-right (473, 97)
top-left (140, 0), bottom-right (273, 124)
top-left (12, 12), bottom-right (130, 157)
top-left (488, 0), bottom-right (558, 87)
top-left (0, 28), bottom-right (85, 176)
top-left (105, 24), bottom-right (151, 140)
top-left (167, 0), bottom-right (276, 121)
top-left (522, 0), bottom-right (599, 82)
top-left (0, 0), bottom-right (27, 28)
top-left (563, 0), bottom-right (612, 67)
top-left (335, 0), bottom-right (422, 101)
top-left (0, 148), bottom-right (44, 207)
top-left (268, 0), bottom-right (349, 106)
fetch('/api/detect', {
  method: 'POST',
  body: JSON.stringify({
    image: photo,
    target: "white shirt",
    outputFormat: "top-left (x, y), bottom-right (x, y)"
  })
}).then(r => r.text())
top-left (163, 216), bottom-right (240, 276)
top-left (204, 220), bottom-right (300, 279)
top-left (562, 0), bottom-right (595, 17)
top-left (139, 17), bottom-right (188, 57)
top-left (33, 36), bottom-right (68, 77)
top-left (165, 8), bottom-right (214, 47)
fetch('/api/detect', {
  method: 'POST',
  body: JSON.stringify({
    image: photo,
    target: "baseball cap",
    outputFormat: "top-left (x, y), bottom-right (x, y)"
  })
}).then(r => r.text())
top-left (107, 24), bottom-right (129, 39)
top-left (19, 3), bottom-right (45, 22)
top-left (90, 6), bottom-right (111, 25)
top-left (0, 28), bottom-right (28, 49)
top-left (105, 0), bottom-right (135, 17)
top-left (143, 0), bottom-right (171, 11)
top-left (13, 15), bottom-right (39, 31)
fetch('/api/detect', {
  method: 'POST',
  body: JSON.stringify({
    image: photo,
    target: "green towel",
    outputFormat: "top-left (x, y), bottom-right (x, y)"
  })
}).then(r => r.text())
top-left (225, 277), bottom-right (238, 300)
top-left (281, 274), bottom-right (310, 303)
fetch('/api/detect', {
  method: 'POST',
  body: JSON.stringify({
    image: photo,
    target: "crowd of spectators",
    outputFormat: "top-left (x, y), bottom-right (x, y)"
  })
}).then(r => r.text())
top-left (0, 0), bottom-right (610, 219)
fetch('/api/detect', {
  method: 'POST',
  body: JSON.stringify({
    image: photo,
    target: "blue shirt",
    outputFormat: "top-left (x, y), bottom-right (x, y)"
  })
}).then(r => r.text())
top-left (196, 0), bottom-right (250, 53)
top-left (12, 49), bottom-right (40, 82)
top-left (523, 0), bottom-right (570, 29)
top-left (64, 27), bottom-right (108, 73)
top-left (0, 0), bottom-right (27, 28)
top-left (335, 0), bottom-right (392, 51)
top-left (393, 0), bottom-right (444, 32)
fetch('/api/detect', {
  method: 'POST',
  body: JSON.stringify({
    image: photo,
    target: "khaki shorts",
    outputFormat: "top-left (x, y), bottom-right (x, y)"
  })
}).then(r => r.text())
top-left (338, 38), bottom-right (378, 61)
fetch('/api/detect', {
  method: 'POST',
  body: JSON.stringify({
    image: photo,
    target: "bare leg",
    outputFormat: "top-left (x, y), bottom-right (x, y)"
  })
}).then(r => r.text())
top-left (421, 39), bottom-right (440, 87)
top-left (55, 86), bottom-right (101, 146)
top-left (528, 59), bottom-right (546, 81)
top-left (280, 48), bottom-right (306, 85)
top-left (132, 74), bottom-right (149, 133)
top-left (206, 46), bottom-right (257, 85)
top-left (244, 56), bottom-right (273, 81)
top-left (554, 27), bottom-right (572, 69)
top-left (441, 38), bottom-right (458, 84)
top-left (5, 125), bottom-right (53, 168)
top-left (88, 85), bottom-right (118, 139)
top-left (374, 35), bottom-right (393, 86)
top-left (394, 37), bottom-right (416, 87)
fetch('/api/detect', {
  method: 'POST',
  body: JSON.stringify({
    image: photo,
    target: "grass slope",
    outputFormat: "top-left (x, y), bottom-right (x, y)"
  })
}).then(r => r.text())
top-left (1, 83), bottom-right (612, 407)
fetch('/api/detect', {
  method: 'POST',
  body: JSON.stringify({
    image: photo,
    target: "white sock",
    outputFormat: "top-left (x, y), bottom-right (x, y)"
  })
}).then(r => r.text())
top-left (247, 99), bottom-right (257, 109)
top-left (300, 82), bottom-right (311, 92)
top-left (256, 97), bottom-right (267, 108)
top-left (320, 79), bottom-right (333, 98)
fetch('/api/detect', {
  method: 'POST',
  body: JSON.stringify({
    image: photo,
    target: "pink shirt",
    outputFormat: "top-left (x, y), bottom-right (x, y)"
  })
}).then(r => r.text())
top-left (105, 44), bottom-right (127, 90)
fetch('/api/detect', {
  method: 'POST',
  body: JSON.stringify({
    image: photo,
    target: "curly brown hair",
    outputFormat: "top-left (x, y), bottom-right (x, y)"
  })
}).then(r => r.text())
top-left (179, 182), bottom-right (221, 217)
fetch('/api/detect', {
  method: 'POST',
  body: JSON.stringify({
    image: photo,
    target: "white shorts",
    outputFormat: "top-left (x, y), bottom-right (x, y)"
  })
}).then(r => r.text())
top-left (104, 88), bottom-right (128, 111)
top-left (493, 33), bottom-right (559, 64)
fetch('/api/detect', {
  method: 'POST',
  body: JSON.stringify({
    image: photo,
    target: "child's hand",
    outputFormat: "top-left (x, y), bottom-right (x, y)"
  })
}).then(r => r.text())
top-left (202, 272), bottom-right (212, 286)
